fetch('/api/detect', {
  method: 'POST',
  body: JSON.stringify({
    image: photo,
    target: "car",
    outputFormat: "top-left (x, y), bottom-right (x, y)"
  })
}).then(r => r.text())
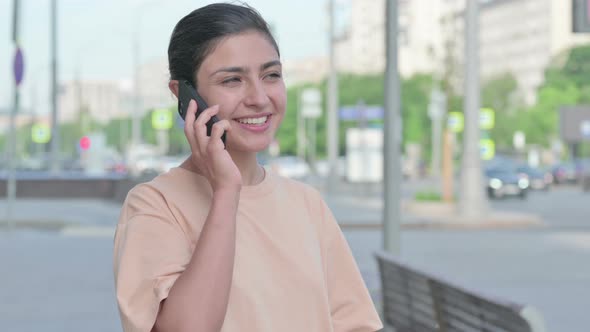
top-left (485, 167), bottom-right (529, 199)
top-left (551, 162), bottom-right (577, 184)
top-left (516, 165), bottom-right (552, 191)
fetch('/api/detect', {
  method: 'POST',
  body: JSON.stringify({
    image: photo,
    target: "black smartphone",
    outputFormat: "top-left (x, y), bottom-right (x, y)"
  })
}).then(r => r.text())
top-left (178, 80), bottom-right (226, 145)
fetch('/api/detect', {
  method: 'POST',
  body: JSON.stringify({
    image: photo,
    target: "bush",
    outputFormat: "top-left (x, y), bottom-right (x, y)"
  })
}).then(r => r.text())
top-left (414, 190), bottom-right (442, 202)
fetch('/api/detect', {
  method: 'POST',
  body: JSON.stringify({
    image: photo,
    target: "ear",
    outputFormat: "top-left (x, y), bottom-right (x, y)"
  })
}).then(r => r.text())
top-left (169, 80), bottom-right (180, 99)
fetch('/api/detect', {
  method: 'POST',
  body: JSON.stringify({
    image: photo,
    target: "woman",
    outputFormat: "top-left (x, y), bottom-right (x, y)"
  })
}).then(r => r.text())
top-left (113, 3), bottom-right (383, 332)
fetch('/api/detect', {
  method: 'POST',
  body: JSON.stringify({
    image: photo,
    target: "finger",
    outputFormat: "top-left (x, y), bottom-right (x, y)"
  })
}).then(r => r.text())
top-left (209, 120), bottom-right (230, 148)
top-left (207, 121), bottom-right (230, 152)
top-left (184, 100), bottom-right (199, 150)
top-left (193, 105), bottom-right (220, 141)
top-left (184, 99), bottom-right (198, 124)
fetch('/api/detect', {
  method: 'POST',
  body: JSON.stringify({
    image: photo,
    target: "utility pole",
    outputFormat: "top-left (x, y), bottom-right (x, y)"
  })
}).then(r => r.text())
top-left (383, 0), bottom-right (402, 255)
top-left (459, 0), bottom-right (488, 219)
top-left (428, 86), bottom-right (446, 178)
top-left (49, 0), bottom-right (60, 174)
top-left (7, 0), bottom-right (22, 224)
top-left (327, 0), bottom-right (340, 191)
top-left (132, 20), bottom-right (142, 147)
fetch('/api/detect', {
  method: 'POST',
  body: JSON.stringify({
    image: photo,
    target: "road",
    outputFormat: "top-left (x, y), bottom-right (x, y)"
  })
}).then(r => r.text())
top-left (0, 181), bottom-right (588, 331)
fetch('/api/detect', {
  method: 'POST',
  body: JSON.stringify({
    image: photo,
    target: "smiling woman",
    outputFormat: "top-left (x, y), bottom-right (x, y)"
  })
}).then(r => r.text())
top-left (112, 3), bottom-right (382, 332)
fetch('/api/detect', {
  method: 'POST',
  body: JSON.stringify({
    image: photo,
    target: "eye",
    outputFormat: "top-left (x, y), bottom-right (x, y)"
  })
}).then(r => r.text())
top-left (222, 77), bottom-right (241, 85)
top-left (264, 72), bottom-right (282, 81)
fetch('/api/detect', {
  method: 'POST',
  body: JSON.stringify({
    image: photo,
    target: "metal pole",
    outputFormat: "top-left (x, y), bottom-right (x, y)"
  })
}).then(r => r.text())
top-left (309, 117), bottom-right (317, 173)
top-left (383, 0), bottom-right (402, 255)
top-left (7, 70), bottom-right (19, 225)
top-left (297, 89), bottom-right (306, 159)
top-left (131, 16), bottom-right (142, 147)
top-left (459, 0), bottom-right (488, 219)
top-left (49, 0), bottom-right (60, 174)
top-left (7, 0), bottom-right (21, 225)
top-left (429, 87), bottom-right (446, 178)
top-left (327, 0), bottom-right (340, 191)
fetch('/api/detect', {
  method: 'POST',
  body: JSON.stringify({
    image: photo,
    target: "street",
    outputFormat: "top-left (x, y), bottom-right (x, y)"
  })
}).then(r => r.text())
top-left (0, 183), bottom-right (589, 331)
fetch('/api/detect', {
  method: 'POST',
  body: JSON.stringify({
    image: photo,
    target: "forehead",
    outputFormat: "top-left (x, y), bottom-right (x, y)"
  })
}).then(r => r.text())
top-left (200, 31), bottom-right (280, 72)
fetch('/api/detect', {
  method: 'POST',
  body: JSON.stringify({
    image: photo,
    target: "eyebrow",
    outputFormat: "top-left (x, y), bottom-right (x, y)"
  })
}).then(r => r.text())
top-left (210, 60), bottom-right (282, 77)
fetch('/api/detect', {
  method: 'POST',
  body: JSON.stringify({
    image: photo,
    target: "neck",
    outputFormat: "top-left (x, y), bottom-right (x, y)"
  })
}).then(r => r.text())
top-left (229, 149), bottom-right (264, 186)
top-left (182, 150), bottom-right (264, 186)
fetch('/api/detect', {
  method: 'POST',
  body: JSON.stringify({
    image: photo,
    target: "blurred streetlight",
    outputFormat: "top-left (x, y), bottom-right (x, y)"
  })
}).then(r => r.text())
top-left (131, 0), bottom-right (164, 149)
top-left (7, 0), bottom-right (22, 224)
top-left (383, 0), bottom-right (402, 255)
top-left (458, 0), bottom-right (488, 219)
top-left (49, 0), bottom-right (60, 174)
top-left (327, 0), bottom-right (340, 191)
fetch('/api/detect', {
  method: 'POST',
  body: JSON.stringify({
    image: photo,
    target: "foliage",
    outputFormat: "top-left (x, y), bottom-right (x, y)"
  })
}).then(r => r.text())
top-left (414, 190), bottom-right (442, 202)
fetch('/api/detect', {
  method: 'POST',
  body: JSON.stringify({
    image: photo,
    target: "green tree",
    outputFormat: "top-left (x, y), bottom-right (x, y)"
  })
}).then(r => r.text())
top-left (481, 73), bottom-right (520, 150)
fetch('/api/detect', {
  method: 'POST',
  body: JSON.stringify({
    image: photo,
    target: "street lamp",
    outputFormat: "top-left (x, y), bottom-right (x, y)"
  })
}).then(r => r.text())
top-left (130, 0), bottom-right (164, 148)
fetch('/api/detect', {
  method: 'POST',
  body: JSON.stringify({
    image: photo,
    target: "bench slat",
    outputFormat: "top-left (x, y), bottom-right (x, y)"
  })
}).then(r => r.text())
top-left (375, 251), bottom-right (544, 332)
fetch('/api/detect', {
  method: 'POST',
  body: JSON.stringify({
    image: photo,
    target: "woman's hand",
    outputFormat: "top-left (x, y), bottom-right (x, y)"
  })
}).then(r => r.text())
top-left (184, 99), bottom-right (242, 193)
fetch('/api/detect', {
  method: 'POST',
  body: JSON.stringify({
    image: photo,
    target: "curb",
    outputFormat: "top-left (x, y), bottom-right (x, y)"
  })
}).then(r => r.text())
top-left (0, 220), bottom-right (115, 237)
top-left (338, 215), bottom-right (545, 230)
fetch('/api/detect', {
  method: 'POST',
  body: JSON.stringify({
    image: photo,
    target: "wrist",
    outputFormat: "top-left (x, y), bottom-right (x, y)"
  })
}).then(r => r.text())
top-left (213, 186), bottom-right (241, 200)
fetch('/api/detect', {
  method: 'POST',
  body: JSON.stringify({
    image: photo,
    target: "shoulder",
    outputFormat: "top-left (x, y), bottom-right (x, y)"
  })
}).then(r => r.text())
top-left (269, 173), bottom-right (333, 220)
top-left (273, 172), bottom-right (323, 201)
top-left (120, 169), bottom-right (193, 224)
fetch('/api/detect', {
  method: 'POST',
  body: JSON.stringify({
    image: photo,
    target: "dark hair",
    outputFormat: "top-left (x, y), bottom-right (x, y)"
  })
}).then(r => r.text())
top-left (168, 3), bottom-right (280, 86)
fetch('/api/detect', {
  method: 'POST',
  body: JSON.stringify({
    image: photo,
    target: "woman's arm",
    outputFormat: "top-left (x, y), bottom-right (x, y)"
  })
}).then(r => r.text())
top-left (153, 188), bottom-right (239, 332)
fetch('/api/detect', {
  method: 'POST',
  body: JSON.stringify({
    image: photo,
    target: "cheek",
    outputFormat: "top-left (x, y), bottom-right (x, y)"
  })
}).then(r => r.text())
top-left (210, 91), bottom-right (240, 119)
top-left (269, 86), bottom-right (287, 115)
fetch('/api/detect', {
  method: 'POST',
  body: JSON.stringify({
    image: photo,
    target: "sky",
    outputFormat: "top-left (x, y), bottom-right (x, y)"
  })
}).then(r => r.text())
top-left (1, 0), bottom-right (341, 116)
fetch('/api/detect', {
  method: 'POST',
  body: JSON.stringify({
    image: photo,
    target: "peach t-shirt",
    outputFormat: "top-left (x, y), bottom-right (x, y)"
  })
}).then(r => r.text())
top-left (113, 166), bottom-right (383, 332)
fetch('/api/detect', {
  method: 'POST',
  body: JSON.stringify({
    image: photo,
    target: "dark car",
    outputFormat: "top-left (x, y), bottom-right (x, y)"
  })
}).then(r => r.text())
top-left (551, 162), bottom-right (577, 184)
top-left (516, 165), bottom-right (552, 191)
top-left (485, 168), bottom-right (529, 199)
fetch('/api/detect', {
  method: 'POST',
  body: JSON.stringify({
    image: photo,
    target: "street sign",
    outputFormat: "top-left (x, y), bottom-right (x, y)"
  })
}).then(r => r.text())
top-left (447, 112), bottom-right (464, 133)
top-left (479, 108), bottom-right (495, 130)
top-left (513, 131), bottom-right (526, 150)
top-left (428, 87), bottom-right (447, 119)
top-left (301, 88), bottom-right (322, 119)
top-left (152, 109), bottom-right (173, 130)
top-left (581, 120), bottom-right (590, 139)
top-left (480, 139), bottom-right (495, 160)
top-left (14, 47), bottom-right (24, 86)
top-left (31, 124), bottom-right (51, 143)
top-left (339, 105), bottom-right (384, 120)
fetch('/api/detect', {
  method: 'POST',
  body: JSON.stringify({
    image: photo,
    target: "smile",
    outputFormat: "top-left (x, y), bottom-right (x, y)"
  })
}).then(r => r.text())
top-left (236, 116), bottom-right (268, 125)
top-left (234, 114), bottom-right (272, 133)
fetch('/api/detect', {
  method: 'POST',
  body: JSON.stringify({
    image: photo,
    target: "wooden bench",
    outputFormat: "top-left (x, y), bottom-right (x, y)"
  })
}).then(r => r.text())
top-left (375, 251), bottom-right (546, 332)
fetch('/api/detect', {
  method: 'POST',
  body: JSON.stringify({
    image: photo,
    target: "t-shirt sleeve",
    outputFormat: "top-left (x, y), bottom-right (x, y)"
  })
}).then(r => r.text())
top-left (319, 197), bottom-right (384, 332)
top-left (113, 184), bottom-right (192, 332)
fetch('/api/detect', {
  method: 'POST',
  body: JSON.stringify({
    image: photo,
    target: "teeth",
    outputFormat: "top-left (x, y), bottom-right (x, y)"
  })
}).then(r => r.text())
top-left (237, 116), bottom-right (268, 125)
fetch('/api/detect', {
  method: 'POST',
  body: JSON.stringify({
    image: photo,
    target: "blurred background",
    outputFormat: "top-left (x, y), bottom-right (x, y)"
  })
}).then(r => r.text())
top-left (1, 0), bottom-right (590, 331)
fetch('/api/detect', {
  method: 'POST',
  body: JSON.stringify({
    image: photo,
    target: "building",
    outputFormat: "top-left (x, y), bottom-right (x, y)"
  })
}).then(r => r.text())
top-left (334, 0), bottom-right (463, 77)
top-left (283, 56), bottom-right (329, 87)
top-left (58, 80), bottom-right (128, 124)
top-left (329, 0), bottom-right (590, 105)
top-left (479, 0), bottom-right (590, 105)
top-left (137, 58), bottom-right (176, 111)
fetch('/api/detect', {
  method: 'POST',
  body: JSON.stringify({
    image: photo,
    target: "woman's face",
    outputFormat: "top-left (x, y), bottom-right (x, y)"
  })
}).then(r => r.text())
top-left (195, 30), bottom-right (286, 154)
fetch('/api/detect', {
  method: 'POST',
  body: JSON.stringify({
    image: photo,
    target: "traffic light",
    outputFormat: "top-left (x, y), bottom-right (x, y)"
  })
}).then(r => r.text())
top-left (573, 0), bottom-right (590, 33)
top-left (79, 136), bottom-right (91, 150)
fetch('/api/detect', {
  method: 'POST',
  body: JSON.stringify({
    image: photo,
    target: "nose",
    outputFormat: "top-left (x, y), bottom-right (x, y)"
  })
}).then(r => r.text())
top-left (243, 80), bottom-right (270, 109)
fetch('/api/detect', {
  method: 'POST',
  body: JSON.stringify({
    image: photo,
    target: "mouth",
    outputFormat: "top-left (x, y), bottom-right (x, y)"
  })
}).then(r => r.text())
top-left (234, 115), bottom-right (270, 125)
top-left (233, 114), bottom-right (272, 132)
